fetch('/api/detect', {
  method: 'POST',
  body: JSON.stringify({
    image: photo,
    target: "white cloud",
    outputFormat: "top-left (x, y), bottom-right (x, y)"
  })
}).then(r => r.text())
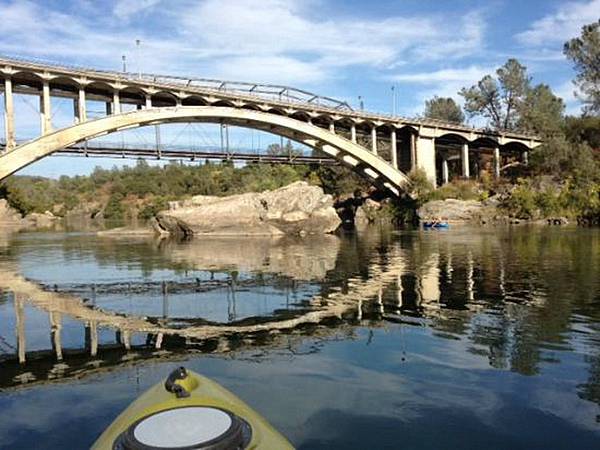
top-left (0, 0), bottom-right (487, 87)
top-left (113, 0), bottom-right (162, 20)
top-left (391, 66), bottom-right (491, 84)
top-left (516, 0), bottom-right (600, 46)
top-left (389, 66), bottom-right (494, 118)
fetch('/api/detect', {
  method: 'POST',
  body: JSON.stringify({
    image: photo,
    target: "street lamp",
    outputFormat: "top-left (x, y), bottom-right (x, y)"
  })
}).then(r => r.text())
top-left (358, 95), bottom-right (364, 111)
top-left (121, 55), bottom-right (127, 73)
top-left (136, 39), bottom-right (141, 79)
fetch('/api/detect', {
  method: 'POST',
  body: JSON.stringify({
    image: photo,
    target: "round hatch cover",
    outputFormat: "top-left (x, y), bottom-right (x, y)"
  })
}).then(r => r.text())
top-left (114, 406), bottom-right (251, 449)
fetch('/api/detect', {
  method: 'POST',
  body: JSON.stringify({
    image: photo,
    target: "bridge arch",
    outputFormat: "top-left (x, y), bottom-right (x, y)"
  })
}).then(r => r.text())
top-left (0, 106), bottom-right (411, 195)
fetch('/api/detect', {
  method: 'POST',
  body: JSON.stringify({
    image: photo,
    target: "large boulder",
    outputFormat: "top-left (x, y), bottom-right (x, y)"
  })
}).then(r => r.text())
top-left (154, 181), bottom-right (341, 237)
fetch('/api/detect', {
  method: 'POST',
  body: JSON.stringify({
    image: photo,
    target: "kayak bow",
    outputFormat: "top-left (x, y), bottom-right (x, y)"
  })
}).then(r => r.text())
top-left (92, 367), bottom-right (294, 449)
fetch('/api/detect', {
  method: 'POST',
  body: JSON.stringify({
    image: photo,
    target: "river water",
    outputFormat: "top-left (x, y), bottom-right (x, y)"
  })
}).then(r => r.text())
top-left (0, 226), bottom-right (599, 449)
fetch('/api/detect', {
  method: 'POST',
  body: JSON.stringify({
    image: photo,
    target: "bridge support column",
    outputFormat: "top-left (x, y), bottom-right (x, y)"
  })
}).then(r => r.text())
top-left (329, 121), bottom-right (335, 134)
top-left (442, 157), bottom-right (449, 185)
top-left (416, 136), bottom-right (436, 186)
top-left (371, 126), bottom-right (378, 155)
top-left (40, 80), bottom-right (52, 135)
top-left (522, 150), bottom-right (529, 166)
top-left (390, 129), bottom-right (398, 169)
top-left (77, 87), bottom-right (86, 123)
top-left (3, 77), bottom-right (16, 151)
top-left (493, 147), bottom-right (500, 178)
top-left (410, 134), bottom-right (417, 171)
top-left (350, 123), bottom-right (357, 143)
top-left (112, 90), bottom-right (120, 114)
top-left (145, 94), bottom-right (152, 109)
top-left (461, 143), bottom-right (470, 178)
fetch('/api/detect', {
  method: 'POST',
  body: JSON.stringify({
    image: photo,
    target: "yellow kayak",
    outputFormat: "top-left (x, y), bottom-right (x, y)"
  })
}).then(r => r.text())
top-left (92, 367), bottom-right (294, 449)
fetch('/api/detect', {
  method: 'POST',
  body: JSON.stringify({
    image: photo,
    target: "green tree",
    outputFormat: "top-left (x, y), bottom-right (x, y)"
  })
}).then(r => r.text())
top-left (423, 96), bottom-right (465, 123)
top-left (460, 59), bottom-right (530, 130)
top-left (266, 141), bottom-right (301, 157)
top-left (518, 84), bottom-right (565, 136)
top-left (564, 20), bottom-right (600, 114)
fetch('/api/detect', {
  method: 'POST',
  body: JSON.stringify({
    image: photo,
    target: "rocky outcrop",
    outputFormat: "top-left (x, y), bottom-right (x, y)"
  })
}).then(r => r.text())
top-left (417, 199), bottom-right (497, 224)
top-left (154, 181), bottom-right (341, 237)
top-left (25, 211), bottom-right (60, 229)
top-left (0, 199), bottom-right (25, 230)
top-left (355, 199), bottom-right (382, 226)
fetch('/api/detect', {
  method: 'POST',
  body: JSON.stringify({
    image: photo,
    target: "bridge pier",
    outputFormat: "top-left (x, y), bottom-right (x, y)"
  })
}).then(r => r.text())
top-left (390, 129), bottom-right (398, 169)
top-left (461, 143), bottom-right (470, 178)
top-left (40, 80), bottom-right (52, 134)
top-left (3, 76), bottom-right (15, 151)
top-left (351, 123), bottom-right (357, 143)
top-left (416, 136), bottom-right (436, 186)
top-left (371, 126), bottom-right (377, 155)
top-left (77, 87), bottom-right (87, 123)
top-left (442, 157), bottom-right (449, 185)
top-left (112, 90), bottom-right (121, 114)
top-left (493, 147), bottom-right (500, 178)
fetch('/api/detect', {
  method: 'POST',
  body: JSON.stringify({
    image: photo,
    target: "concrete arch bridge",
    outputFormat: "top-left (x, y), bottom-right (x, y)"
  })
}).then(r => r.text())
top-left (0, 57), bottom-right (541, 195)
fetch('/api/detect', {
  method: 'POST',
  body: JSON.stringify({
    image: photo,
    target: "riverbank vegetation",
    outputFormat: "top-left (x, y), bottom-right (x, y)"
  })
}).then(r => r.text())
top-left (417, 20), bottom-right (600, 223)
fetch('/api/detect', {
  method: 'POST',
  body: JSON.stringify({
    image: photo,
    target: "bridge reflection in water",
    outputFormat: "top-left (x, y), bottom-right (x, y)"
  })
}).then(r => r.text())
top-left (0, 228), bottom-right (598, 398)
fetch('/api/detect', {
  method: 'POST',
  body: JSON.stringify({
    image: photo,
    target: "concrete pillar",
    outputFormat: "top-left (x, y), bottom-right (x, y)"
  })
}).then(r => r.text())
top-left (461, 143), bottom-right (470, 178)
top-left (390, 128), bottom-right (398, 169)
top-left (410, 133), bottom-right (417, 170)
top-left (350, 123), bottom-right (357, 143)
top-left (176, 97), bottom-right (182, 107)
top-left (371, 126), bottom-right (378, 155)
top-left (112, 90), bottom-right (120, 114)
top-left (4, 77), bottom-right (16, 150)
top-left (145, 94), bottom-right (152, 109)
top-left (416, 136), bottom-right (436, 186)
top-left (522, 150), bottom-right (529, 166)
top-left (329, 121), bottom-right (335, 134)
top-left (442, 157), bottom-right (449, 184)
top-left (493, 147), bottom-right (500, 178)
top-left (40, 80), bottom-right (52, 135)
top-left (77, 87), bottom-right (86, 123)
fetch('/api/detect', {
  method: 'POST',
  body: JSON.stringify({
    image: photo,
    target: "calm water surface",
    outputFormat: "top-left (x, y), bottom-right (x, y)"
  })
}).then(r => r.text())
top-left (0, 227), bottom-right (599, 449)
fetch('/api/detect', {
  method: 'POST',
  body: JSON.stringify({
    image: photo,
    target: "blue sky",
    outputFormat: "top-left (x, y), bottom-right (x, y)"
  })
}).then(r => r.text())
top-left (0, 0), bottom-right (598, 177)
